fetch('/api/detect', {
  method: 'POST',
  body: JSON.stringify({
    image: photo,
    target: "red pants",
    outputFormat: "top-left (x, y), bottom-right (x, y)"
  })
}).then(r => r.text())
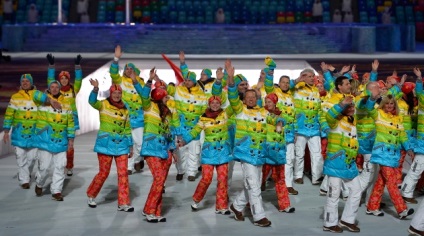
top-left (143, 156), bottom-right (172, 216)
top-left (396, 150), bottom-right (407, 185)
top-left (356, 154), bottom-right (364, 171)
top-left (86, 153), bottom-right (130, 205)
top-left (193, 163), bottom-right (229, 210)
top-left (66, 147), bottom-right (74, 169)
top-left (367, 165), bottom-right (407, 214)
top-left (262, 164), bottom-right (291, 210)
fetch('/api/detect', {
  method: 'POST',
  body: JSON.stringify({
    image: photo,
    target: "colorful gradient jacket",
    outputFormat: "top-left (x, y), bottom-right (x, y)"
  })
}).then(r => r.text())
top-left (323, 104), bottom-right (359, 179)
top-left (355, 84), bottom-right (401, 154)
top-left (3, 89), bottom-right (47, 148)
top-left (110, 62), bottom-right (145, 129)
top-left (183, 110), bottom-right (232, 165)
top-left (32, 93), bottom-right (75, 153)
top-left (290, 81), bottom-right (323, 137)
top-left (365, 99), bottom-right (411, 167)
top-left (228, 85), bottom-right (268, 166)
top-left (47, 65), bottom-right (82, 130)
top-left (89, 90), bottom-right (132, 156)
top-left (264, 113), bottom-right (286, 165)
top-left (174, 84), bottom-right (208, 140)
top-left (415, 81), bottom-right (424, 154)
top-left (135, 83), bottom-right (179, 159)
top-left (397, 95), bottom-right (416, 150)
top-left (264, 74), bottom-right (295, 144)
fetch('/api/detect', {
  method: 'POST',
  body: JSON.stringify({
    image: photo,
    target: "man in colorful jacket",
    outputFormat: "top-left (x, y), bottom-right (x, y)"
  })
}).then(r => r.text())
top-left (110, 45), bottom-right (145, 174)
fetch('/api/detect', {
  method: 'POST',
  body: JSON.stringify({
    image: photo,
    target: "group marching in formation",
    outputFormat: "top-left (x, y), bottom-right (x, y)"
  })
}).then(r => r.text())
top-left (4, 45), bottom-right (424, 234)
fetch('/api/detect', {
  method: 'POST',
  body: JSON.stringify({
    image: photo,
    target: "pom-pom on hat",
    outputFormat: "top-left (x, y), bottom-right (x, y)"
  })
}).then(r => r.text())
top-left (110, 84), bottom-right (122, 94)
top-left (58, 71), bottom-right (70, 80)
top-left (265, 93), bottom-right (278, 104)
top-left (202, 69), bottom-right (212, 79)
top-left (402, 82), bottom-right (416, 94)
top-left (151, 88), bottom-right (168, 102)
top-left (208, 95), bottom-right (221, 105)
top-left (20, 74), bottom-right (33, 85)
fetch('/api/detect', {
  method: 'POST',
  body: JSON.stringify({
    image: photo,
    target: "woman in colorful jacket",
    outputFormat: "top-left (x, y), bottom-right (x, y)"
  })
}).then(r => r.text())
top-left (322, 96), bottom-right (364, 233)
top-left (402, 68), bottom-right (424, 205)
top-left (46, 53), bottom-right (83, 177)
top-left (86, 79), bottom-right (134, 212)
top-left (33, 80), bottom-right (75, 201)
top-left (365, 85), bottom-right (415, 219)
top-left (3, 74), bottom-right (56, 189)
top-left (262, 93), bottom-right (295, 213)
top-left (184, 94), bottom-right (232, 215)
top-left (111, 45), bottom-right (145, 174)
top-left (225, 62), bottom-right (271, 227)
top-left (133, 70), bottom-right (179, 223)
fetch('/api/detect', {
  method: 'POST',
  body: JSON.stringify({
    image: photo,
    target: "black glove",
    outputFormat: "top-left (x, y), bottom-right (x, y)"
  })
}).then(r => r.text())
top-left (46, 53), bottom-right (55, 65)
top-left (75, 54), bottom-right (82, 65)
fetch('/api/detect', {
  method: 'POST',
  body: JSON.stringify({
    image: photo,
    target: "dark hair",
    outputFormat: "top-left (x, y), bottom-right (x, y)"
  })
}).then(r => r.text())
top-left (403, 92), bottom-right (415, 115)
top-left (335, 76), bottom-right (349, 93)
top-left (279, 75), bottom-right (290, 82)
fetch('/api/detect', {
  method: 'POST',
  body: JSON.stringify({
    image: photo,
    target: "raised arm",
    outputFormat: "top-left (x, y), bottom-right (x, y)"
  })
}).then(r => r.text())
top-left (73, 54), bottom-right (83, 94)
top-left (46, 53), bottom-right (55, 85)
top-left (88, 79), bottom-right (102, 110)
top-left (110, 45), bottom-right (123, 84)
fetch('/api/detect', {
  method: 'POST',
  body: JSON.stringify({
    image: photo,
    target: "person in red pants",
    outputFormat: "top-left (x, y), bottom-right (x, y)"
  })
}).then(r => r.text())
top-left (86, 80), bottom-right (134, 212)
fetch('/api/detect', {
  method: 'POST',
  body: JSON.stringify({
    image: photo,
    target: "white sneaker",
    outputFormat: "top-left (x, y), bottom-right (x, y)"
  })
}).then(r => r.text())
top-left (117, 205), bottom-right (134, 212)
top-left (399, 208), bottom-right (414, 219)
top-left (215, 209), bottom-right (231, 215)
top-left (366, 209), bottom-right (384, 216)
top-left (157, 216), bottom-right (167, 222)
top-left (279, 206), bottom-right (295, 213)
top-left (66, 169), bottom-right (73, 176)
top-left (191, 201), bottom-right (199, 211)
top-left (87, 197), bottom-right (96, 208)
top-left (146, 214), bottom-right (158, 223)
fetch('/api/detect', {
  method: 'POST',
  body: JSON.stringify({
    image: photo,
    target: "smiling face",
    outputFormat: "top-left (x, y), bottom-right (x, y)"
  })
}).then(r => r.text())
top-left (243, 90), bottom-right (257, 107)
top-left (209, 99), bottom-right (221, 112)
top-left (338, 79), bottom-right (352, 94)
top-left (49, 82), bottom-right (60, 96)
top-left (383, 99), bottom-right (396, 113)
top-left (21, 78), bottom-right (32, 90)
top-left (111, 90), bottom-right (122, 102)
top-left (124, 66), bottom-right (134, 78)
top-left (302, 72), bottom-right (315, 86)
top-left (184, 78), bottom-right (195, 88)
top-left (265, 98), bottom-right (276, 112)
top-left (60, 75), bottom-right (69, 86)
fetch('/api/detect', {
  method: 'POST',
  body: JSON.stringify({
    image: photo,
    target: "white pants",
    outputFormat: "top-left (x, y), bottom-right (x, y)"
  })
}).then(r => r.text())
top-left (411, 198), bottom-right (424, 231)
top-left (294, 135), bottom-right (323, 182)
top-left (324, 175), bottom-right (364, 227)
top-left (357, 154), bottom-right (379, 205)
top-left (227, 160), bottom-right (236, 189)
top-left (320, 175), bottom-right (349, 198)
top-left (128, 127), bottom-right (144, 171)
top-left (284, 143), bottom-right (295, 187)
top-left (233, 162), bottom-right (266, 221)
top-left (35, 149), bottom-right (66, 194)
top-left (402, 154), bottom-right (424, 198)
top-left (176, 140), bottom-right (200, 176)
top-left (15, 147), bottom-right (37, 185)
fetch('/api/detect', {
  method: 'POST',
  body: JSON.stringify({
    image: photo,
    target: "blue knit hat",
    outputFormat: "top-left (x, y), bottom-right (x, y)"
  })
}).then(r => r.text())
top-left (186, 71), bottom-right (197, 84)
top-left (124, 63), bottom-right (140, 76)
top-left (202, 69), bottom-right (212, 79)
top-left (48, 80), bottom-right (61, 90)
top-left (234, 74), bottom-right (248, 87)
top-left (20, 74), bottom-right (33, 85)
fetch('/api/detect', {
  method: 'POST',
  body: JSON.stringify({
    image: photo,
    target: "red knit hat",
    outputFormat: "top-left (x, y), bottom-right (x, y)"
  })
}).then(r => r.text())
top-left (110, 84), bottom-right (122, 94)
top-left (151, 88), bottom-right (168, 101)
top-left (208, 96), bottom-right (221, 105)
top-left (402, 82), bottom-right (416, 94)
top-left (362, 72), bottom-right (370, 79)
top-left (265, 93), bottom-right (278, 104)
top-left (58, 71), bottom-right (70, 80)
top-left (377, 80), bottom-right (386, 89)
top-left (154, 80), bottom-right (167, 89)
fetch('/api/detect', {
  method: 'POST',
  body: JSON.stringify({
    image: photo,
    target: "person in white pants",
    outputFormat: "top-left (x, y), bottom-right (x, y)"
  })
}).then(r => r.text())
top-left (3, 74), bottom-right (52, 189)
top-left (408, 199), bottom-right (424, 235)
top-left (32, 80), bottom-right (75, 201)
